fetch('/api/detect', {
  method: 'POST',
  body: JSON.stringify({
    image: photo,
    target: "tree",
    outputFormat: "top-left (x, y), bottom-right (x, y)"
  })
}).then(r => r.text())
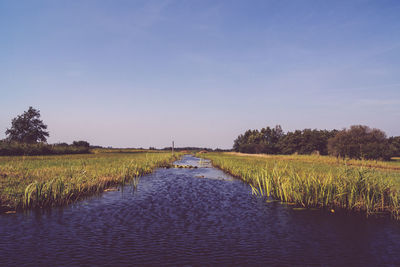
top-left (55, 142), bottom-right (69, 146)
top-left (5, 107), bottom-right (49, 143)
top-left (389, 136), bottom-right (400, 157)
top-left (328, 125), bottom-right (392, 160)
top-left (233, 125), bottom-right (284, 154)
top-left (278, 129), bottom-right (337, 155)
top-left (72, 140), bottom-right (90, 147)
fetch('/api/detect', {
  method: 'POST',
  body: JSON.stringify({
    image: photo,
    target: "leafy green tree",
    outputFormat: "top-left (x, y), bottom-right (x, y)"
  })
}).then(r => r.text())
top-left (259, 125), bottom-right (284, 154)
top-left (328, 125), bottom-right (392, 160)
top-left (233, 125), bottom-right (284, 154)
top-left (5, 107), bottom-right (49, 144)
top-left (278, 129), bottom-right (337, 155)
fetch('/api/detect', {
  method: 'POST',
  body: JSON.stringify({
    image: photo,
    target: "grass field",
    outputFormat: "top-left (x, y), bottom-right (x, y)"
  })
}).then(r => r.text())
top-left (0, 151), bottom-right (178, 212)
top-left (198, 152), bottom-right (400, 219)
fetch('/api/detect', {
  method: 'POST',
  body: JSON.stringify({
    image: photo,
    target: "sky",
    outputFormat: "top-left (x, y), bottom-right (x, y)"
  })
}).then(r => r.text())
top-left (1, 0), bottom-right (400, 149)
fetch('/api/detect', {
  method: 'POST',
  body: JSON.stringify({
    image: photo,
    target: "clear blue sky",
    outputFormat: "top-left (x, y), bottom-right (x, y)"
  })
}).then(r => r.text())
top-left (1, 0), bottom-right (399, 148)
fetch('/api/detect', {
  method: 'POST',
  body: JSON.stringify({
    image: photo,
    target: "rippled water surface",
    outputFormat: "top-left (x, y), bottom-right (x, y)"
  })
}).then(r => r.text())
top-left (1, 155), bottom-right (400, 266)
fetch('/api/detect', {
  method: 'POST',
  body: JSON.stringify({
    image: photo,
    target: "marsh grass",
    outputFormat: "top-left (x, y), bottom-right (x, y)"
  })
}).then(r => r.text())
top-left (228, 152), bottom-right (400, 171)
top-left (0, 151), bottom-right (179, 212)
top-left (199, 152), bottom-right (400, 219)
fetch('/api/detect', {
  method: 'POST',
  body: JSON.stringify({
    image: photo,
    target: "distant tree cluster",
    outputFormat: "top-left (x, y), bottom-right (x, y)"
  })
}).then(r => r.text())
top-left (233, 125), bottom-right (284, 154)
top-left (328, 125), bottom-right (394, 160)
top-left (233, 125), bottom-right (399, 160)
top-left (280, 129), bottom-right (338, 155)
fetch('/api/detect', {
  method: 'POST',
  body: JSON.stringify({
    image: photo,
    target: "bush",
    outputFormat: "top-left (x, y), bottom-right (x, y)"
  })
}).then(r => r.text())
top-left (0, 142), bottom-right (90, 156)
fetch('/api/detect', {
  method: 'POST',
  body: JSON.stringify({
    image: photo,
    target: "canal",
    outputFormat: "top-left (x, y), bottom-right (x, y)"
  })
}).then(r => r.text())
top-left (1, 155), bottom-right (399, 266)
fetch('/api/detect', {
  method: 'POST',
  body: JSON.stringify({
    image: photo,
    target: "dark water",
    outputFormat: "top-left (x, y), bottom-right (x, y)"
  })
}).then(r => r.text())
top-left (1, 155), bottom-right (400, 266)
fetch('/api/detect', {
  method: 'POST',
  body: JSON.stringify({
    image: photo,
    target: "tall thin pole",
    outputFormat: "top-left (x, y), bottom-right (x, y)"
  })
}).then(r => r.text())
top-left (172, 141), bottom-right (174, 155)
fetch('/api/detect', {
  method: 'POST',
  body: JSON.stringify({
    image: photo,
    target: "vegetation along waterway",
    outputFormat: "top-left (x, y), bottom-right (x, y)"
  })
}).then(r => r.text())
top-left (1, 155), bottom-right (400, 266)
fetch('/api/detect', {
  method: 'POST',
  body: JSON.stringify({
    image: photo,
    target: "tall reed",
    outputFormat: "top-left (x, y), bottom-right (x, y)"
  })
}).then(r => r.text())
top-left (0, 151), bottom-right (179, 211)
top-left (199, 152), bottom-right (400, 219)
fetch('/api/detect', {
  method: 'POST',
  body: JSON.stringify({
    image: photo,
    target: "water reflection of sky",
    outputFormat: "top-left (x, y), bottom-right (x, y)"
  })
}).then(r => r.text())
top-left (174, 155), bottom-right (234, 181)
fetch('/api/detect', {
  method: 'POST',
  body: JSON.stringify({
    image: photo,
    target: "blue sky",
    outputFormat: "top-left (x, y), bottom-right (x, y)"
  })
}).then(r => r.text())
top-left (1, 0), bottom-right (400, 148)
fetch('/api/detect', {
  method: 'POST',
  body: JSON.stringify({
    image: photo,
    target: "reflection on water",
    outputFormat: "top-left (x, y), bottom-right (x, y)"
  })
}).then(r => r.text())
top-left (1, 155), bottom-right (400, 266)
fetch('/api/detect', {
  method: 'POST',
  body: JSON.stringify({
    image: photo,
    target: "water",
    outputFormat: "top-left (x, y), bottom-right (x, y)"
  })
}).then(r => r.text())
top-left (1, 155), bottom-right (400, 266)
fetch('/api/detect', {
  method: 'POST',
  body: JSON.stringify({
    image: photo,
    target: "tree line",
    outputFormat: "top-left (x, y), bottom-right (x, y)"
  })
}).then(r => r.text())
top-left (233, 125), bottom-right (400, 160)
top-left (1, 107), bottom-right (91, 156)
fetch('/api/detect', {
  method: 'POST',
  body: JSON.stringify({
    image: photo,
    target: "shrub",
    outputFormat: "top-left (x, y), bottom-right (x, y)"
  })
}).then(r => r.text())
top-left (0, 142), bottom-right (90, 156)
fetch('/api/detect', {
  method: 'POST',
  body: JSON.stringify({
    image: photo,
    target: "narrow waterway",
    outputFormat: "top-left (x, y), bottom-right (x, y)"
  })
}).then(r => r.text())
top-left (1, 155), bottom-right (400, 266)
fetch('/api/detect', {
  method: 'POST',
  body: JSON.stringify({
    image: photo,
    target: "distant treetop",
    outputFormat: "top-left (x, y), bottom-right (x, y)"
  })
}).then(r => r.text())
top-left (233, 124), bottom-right (398, 161)
top-left (72, 141), bottom-right (90, 147)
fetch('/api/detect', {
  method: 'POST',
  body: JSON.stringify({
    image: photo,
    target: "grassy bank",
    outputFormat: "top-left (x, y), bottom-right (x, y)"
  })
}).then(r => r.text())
top-left (0, 151), bottom-right (178, 212)
top-left (198, 152), bottom-right (400, 219)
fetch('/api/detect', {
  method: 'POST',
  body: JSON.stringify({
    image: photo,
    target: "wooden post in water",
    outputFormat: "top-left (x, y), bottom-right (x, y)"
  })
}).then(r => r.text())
top-left (172, 141), bottom-right (174, 155)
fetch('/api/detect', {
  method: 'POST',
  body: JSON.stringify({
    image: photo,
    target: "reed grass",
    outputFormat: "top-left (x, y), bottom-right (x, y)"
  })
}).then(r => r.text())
top-left (0, 151), bottom-right (179, 212)
top-left (199, 152), bottom-right (400, 219)
top-left (228, 152), bottom-right (400, 171)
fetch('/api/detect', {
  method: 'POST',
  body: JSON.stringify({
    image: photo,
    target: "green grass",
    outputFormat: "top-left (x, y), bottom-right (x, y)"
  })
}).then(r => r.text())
top-left (198, 152), bottom-right (400, 219)
top-left (0, 151), bottom-right (179, 212)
